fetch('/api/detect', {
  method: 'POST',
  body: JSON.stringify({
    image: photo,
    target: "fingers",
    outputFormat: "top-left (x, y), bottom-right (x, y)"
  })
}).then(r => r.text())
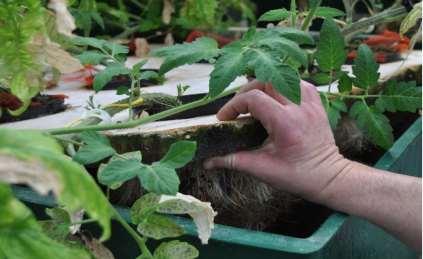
top-left (216, 89), bottom-right (285, 132)
top-left (237, 80), bottom-right (266, 95)
top-left (300, 80), bottom-right (320, 104)
top-left (203, 150), bottom-right (261, 173)
top-left (237, 79), bottom-right (319, 106)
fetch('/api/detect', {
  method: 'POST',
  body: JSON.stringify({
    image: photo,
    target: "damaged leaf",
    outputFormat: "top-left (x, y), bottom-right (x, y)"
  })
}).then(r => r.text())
top-left (154, 240), bottom-right (198, 259)
top-left (158, 193), bottom-right (217, 244)
top-left (0, 128), bottom-right (113, 241)
top-left (136, 214), bottom-right (184, 240)
top-left (48, 0), bottom-right (77, 37)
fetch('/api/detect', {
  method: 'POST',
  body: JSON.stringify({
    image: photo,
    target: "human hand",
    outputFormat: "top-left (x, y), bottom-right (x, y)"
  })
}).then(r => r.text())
top-left (204, 80), bottom-right (350, 202)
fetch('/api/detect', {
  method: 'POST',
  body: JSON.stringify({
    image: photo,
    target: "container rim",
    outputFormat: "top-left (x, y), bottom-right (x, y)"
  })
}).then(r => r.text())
top-left (12, 117), bottom-right (422, 254)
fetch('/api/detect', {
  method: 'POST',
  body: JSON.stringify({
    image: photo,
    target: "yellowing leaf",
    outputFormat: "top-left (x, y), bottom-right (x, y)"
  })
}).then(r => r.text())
top-left (400, 2), bottom-right (422, 36)
top-left (0, 154), bottom-right (61, 196)
top-left (158, 193), bottom-right (217, 244)
top-left (44, 41), bottom-right (83, 73)
top-left (136, 214), bottom-right (184, 240)
top-left (153, 240), bottom-right (198, 259)
top-left (48, 0), bottom-right (76, 37)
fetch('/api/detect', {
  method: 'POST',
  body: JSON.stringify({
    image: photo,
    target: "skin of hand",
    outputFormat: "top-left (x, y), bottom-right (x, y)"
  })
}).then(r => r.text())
top-left (204, 80), bottom-right (349, 202)
top-left (204, 80), bottom-right (422, 251)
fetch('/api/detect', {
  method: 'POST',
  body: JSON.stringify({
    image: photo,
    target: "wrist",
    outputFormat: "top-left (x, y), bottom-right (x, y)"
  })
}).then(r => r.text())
top-left (310, 155), bottom-right (355, 205)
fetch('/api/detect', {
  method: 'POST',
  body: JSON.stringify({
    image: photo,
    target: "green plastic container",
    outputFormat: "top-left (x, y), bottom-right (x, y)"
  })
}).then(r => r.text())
top-left (13, 118), bottom-right (422, 259)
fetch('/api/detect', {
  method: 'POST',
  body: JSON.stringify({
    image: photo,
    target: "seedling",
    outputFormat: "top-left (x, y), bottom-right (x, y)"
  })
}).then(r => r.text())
top-left (315, 19), bottom-right (421, 149)
top-left (0, 127), bottom-right (204, 258)
top-left (73, 36), bottom-right (162, 119)
top-left (0, 2), bottom-right (421, 259)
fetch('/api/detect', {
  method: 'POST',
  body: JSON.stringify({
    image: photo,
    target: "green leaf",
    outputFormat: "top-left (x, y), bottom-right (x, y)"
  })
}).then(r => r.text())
top-left (258, 8), bottom-right (291, 22)
top-left (263, 27), bottom-right (315, 45)
top-left (314, 7), bottom-right (345, 18)
top-left (130, 193), bottom-right (160, 225)
top-left (93, 64), bottom-right (131, 92)
top-left (310, 72), bottom-right (331, 85)
top-left (136, 214), bottom-right (184, 240)
top-left (116, 86), bottom-right (129, 95)
top-left (245, 49), bottom-right (301, 104)
top-left (320, 94), bottom-right (347, 129)
top-left (160, 141), bottom-right (197, 169)
top-left (73, 131), bottom-right (116, 165)
top-left (104, 42), bottom-right (129, 56)
top-left (98, 150), bottom-right (143, 189)
top-left (349, 101), bottom-right (393, 149)
top-left (0, 184), bottom-right (91, 259)
top-left (308, 0), bottom-right (322, 8)
top-left (98, 158), bottom-right (143, 189)
top-left (91, 12), bottom-right (105, 30)
top-left (72, 36), bottom-right (105, 49)
top-left (99, 152), bottom-right (180, 195)
top-left (76, 51), bottom-right (107, 65)
top-left (46, 207), bottom-right (72, 223)
top-left (131, 60), bottom-right (148, 78)
top-left (316, 18), bottom-right (346, 72)
top-left (375, 81), bottom-right (422, 113)
top-left (209, 43), bottom-right (248, 97)
top-left (338, 72), bottom-right (353, 93)
top-left (178, 0), bottom-right (218, 29)
top-left (153, 37), bottom-right (219, 74)
top-left (352, 44), bottom-right (380, 90)
top-left (72, 36), bottom-right (128, 56)
top-left (139, 164), bottom-right (180, 195)
top-left (140, 71), bottom-right (160, 81)
top-left (255, 32), bottom-right (308, 67)
top-left (0, 129), bottom-right (113, 241)
top-left (111, 151), bottom-right (142, 162)
top-left (153, 240), bottom-right (199, 259)
top-left (40, 208), bottom-right (72, 243)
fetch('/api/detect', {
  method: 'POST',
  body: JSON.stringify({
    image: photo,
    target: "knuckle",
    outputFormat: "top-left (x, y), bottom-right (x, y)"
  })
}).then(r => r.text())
top-left (248, 89), bottom-right (266, 99)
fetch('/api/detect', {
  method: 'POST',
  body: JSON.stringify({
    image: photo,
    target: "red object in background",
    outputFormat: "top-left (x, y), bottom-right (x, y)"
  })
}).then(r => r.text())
top-left (186, 30), bottom-right (233, 47)
top-left (348, 30), bottom-right (410, 63)
top-left (347, 50), bottom-right (394, 63)
top-left (363, 29), bottom-right (410, 53)
top-left (61, 64), bottom-right (97, 88)
top-left (0, 92), bottom-right (22, 110)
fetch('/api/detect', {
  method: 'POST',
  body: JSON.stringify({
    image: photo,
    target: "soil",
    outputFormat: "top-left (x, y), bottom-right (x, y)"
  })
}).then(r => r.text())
top-left (91, 91), bottom-right (420, 239)
top-left (0, 94), bottom-right (67, 123)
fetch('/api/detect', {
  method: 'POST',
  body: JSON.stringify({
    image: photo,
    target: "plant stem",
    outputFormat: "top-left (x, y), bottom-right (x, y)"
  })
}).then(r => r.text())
top-left (128, 76), bottom-right (137, 120)
top-left (290, 0), bottom-right (297, 27)
top-left (327, 93), bottom-right (381, 99)
top-left (300, 0), bottom-right (321, 31)
top-left (115, 25), bottom-right (140, 39)
top-left (46, 87), bottom-right (240, 135)
top-left (69, 218), bottom-right (97, 226)
top-left (113, 209), bottom-right (153, 258)
top-left (328, 70), bottom-right (334, 93)
top-left (53, 136), bottom-right (83, 146)
top-left (341, 6), bottom-right (407, 37)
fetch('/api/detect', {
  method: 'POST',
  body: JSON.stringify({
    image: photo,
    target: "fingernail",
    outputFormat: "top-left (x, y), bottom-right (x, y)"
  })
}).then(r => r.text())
top-left (203, 159), bottom-right (214, 170)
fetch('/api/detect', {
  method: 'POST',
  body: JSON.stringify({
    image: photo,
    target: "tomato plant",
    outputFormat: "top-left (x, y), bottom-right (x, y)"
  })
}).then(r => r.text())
top-left (0, 1), bottom-right (421, 259)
